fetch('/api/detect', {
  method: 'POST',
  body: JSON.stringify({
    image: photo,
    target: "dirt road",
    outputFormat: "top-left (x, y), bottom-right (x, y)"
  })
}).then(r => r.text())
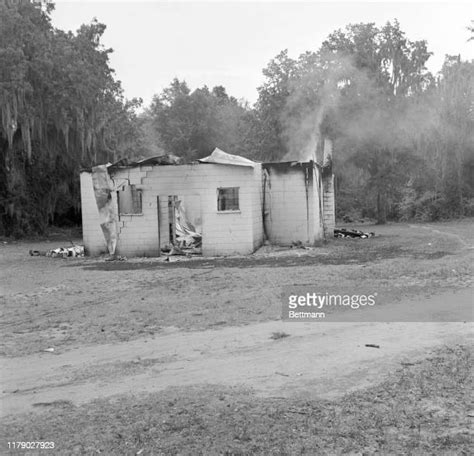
top-left (1, 288), bottom-right (472, 417)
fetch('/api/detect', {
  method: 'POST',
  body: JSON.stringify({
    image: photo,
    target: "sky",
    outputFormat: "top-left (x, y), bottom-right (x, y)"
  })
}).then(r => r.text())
top-left (50, 1), bottom-right (474, 107)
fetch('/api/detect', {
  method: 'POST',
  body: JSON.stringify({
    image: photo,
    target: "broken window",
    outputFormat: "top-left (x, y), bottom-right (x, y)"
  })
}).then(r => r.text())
top-left (118, 184), bottom-right (142, 215)
top-left (217, 187), bottom-right (239, 211)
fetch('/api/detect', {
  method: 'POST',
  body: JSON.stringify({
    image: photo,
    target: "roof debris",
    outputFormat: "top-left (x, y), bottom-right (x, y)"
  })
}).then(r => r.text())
top-left (198, 147), bottom-right (257, 167)
top-left (334, 228), bottom-right (375, 239)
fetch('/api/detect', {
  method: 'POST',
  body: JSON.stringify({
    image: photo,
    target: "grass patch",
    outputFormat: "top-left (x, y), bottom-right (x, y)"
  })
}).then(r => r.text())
top-left (1, 221), bottom-right (472, 356)
top-left (1, 345), bottom-right (472, 455)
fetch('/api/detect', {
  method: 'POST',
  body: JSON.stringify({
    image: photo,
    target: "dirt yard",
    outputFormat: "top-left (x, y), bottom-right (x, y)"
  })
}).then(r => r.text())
top-left (0, 221), bottom-right (473, 455)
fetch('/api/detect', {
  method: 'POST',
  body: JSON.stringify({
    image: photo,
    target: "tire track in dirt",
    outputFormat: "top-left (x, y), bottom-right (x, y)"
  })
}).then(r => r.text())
top-left (1, 289), bottom-right (472, 417)
top-left (410, 224), bottom-right (474, 250)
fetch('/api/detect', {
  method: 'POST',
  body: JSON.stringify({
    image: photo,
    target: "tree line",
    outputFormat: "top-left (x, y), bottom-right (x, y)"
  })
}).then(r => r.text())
top-left (1, 2), bottom-right (473, 235)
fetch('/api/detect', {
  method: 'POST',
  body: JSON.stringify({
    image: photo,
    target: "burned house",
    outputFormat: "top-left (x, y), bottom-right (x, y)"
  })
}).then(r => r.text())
top-left (80, 145), bottom-right (335, 257)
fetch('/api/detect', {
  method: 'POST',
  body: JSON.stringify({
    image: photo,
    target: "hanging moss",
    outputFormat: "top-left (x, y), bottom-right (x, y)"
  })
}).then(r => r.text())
top-left (0, 3), bottom-right (142, 236)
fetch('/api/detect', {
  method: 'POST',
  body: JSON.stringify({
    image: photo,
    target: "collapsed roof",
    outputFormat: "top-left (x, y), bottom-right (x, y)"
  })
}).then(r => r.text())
top-left (107, 154), bottom-right (183, 171)
top-left (82, 148), bottom-right (257, 173)
top-left (83, 147), bottom-right (322, 173)
top-left (198, 148), bottom-right (257, 167)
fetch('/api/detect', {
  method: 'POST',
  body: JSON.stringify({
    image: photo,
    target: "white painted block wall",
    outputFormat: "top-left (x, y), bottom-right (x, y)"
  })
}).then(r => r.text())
top-left (251, 164), bottom-right (264, 251)
top-left (109, 166), bottom-right (158, 257)
top-left (138, 163), bottom-right (261, 256)
top-left (263, 165), bottom-right (323, 245)
top-left (80, 163), bottom-right (264, 257)
top-left (80, 161), bottom-right (325, 257)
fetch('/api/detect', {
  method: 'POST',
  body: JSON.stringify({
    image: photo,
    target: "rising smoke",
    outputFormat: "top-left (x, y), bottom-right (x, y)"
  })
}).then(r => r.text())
top-left (280, 55), bottom-right (355, 162)
top-left (279, 53), bottom-right (442, 163)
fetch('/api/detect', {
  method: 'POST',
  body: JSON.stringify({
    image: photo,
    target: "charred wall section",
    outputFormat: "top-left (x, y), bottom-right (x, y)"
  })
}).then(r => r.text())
top-left (321, 139), bottom-right (335, 237)
top-left (262, 162), bottom-right (323, 245)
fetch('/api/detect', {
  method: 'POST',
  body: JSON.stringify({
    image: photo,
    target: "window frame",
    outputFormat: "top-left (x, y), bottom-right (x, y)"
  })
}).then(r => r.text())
top-left (117, 184), bottom-right (143, 216)
top-left (217, 187), bottom-right (240, 213)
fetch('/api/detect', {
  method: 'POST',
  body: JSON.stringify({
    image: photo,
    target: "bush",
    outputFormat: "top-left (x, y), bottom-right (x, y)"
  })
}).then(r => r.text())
top-left (462, 197), bottom-right (474, 217)
top-left (397, 189), bottom-right (453, 222)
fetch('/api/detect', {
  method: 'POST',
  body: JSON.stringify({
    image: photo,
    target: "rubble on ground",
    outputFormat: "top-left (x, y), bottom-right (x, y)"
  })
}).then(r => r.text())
top-left (334, 228), bottom-right (375, 239)
top-left (29, 245), bottom-right (85, 258)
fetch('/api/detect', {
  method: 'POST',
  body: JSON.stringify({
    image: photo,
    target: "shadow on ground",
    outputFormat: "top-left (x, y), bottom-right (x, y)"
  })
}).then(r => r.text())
top-left (74, 245), bottom-right (452, 271)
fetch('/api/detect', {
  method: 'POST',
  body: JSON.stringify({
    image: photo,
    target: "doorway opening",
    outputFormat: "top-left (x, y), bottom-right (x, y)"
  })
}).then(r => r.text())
top-left (159, 195), bottom-right (202, 256)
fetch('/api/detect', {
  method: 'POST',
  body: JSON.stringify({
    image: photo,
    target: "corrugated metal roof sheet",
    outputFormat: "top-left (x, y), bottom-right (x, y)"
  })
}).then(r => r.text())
top-left (198, 148), bottom-right (257, 167)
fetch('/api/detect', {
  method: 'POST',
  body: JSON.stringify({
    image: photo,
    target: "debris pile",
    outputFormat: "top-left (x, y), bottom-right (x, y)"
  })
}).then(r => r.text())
top-left (175, 200), bottom-right (202, 250)
top-left (29, 245), bottom-right (85, 258)
top-left (334, 228), bottom-right (375, 239)
top-left (161, 199), bottom-right (202, 256)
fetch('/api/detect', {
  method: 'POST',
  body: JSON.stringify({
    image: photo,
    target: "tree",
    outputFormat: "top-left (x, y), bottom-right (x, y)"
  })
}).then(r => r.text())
top-left (254, 50), bottom-right (299, 160)
top-left (251, 21), bottom-right (443, 223)
top-left (319, 21), bottom-right (433, 223)
top-left (149, 79), bottom-right (252, 160)
top-left (0, 2), bottom-right (142, 235)
top-left (421, 56), bottom-right (474, 218)
top-left (322, 21), bottom-right (432, 96)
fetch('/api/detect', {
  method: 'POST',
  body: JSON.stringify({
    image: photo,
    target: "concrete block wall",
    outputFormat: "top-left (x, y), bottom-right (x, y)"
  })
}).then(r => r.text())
top-left (263, 165), bottom-right (321, 245)
top-left (111, 166), bottom-right (160, 257)
top-left (110, 163), bottom-right (260, 257)
top-left (250, 163), bottom-right (264, 251)
top-left (81, 161), bottom-right (323, 257)
top-left (80, 172), bottom-right (108, 255)
top-left (312, 167), bottom-right (324, 241)
top-left (322, 174), bottom-right (335, 237)
top-left (200, 165), bottom-right (258, 256)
